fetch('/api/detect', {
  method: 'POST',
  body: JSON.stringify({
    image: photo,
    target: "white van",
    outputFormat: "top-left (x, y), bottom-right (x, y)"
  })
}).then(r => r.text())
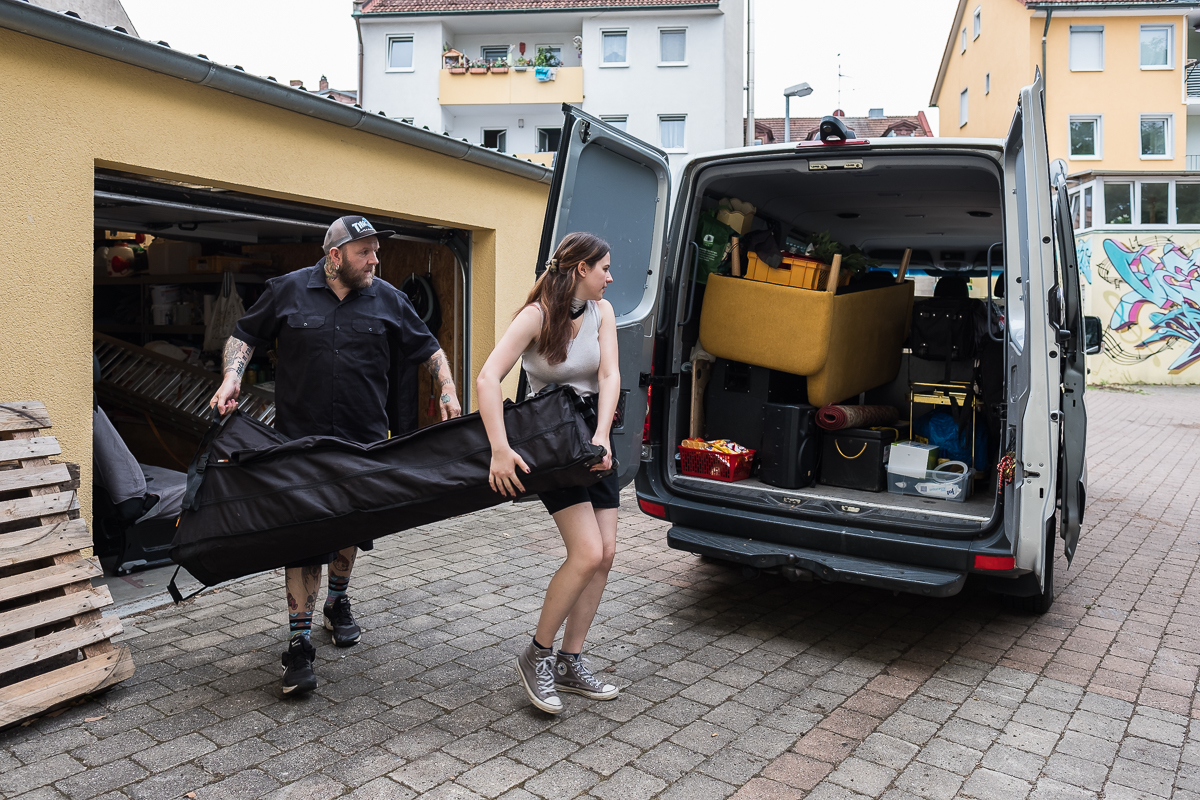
top-left (535, 73), bottom-right (1095, 613)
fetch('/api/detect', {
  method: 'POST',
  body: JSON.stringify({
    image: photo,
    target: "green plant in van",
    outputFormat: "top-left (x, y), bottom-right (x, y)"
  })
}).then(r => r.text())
top-left (804, 231), bottom-right (880, 276)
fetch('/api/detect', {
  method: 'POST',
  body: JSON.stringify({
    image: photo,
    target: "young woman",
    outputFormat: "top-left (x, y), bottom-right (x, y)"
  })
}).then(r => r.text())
top-left (476, 231), bottom-right (621, 714)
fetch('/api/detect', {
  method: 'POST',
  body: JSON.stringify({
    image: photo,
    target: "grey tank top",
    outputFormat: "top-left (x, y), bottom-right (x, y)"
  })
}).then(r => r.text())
top-left (522, 301), bottom-right (601, 398)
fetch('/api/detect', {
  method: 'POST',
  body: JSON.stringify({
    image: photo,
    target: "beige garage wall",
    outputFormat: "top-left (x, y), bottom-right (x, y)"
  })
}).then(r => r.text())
top-left (0, 28), bottom-right (549, 515)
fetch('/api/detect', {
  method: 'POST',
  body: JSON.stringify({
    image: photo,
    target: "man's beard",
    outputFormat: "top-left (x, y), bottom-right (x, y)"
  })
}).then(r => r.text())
top-left (338, 262), bottom-right (375, 290)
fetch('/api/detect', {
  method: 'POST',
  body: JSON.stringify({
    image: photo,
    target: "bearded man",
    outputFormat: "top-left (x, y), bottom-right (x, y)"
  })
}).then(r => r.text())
top-left (212, 215), bottom-right (461, 695)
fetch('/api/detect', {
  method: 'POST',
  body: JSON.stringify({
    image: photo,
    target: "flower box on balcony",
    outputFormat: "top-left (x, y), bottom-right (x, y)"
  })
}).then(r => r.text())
top-left (469, 67), bottom-right (488, 74)
top-left (491, 67), bottom-right (509, 74)
top-left (513, 65), bottom-right (528, 72)
top-left (448, 67), bottom-right (466, 74)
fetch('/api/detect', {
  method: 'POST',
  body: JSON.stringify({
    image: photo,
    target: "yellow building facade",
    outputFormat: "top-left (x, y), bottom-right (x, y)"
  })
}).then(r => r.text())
top-left (1, 6), bottom-right (555, 514)
top-left (932, 0), bottom-right (1200, 385)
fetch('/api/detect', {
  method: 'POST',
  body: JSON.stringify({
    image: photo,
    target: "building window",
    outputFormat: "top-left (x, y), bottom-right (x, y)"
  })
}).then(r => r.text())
top-left (1068, 115), bottom-right (1101, 159)
top-left (481, 45), bottom-right (509, 63)
top-left (1177, 183), bottom-right (1200, 223)
top-left (535, 45), bottom-right (562, 66)
top-left (959, 88), bottom-right (968, 128)
top-left (660, 29), bottom-right (686, 64)
top-left (1069, 26), bottom-right (1104, 71)
top-left (961, 28), bottom-right (967, 53)
top-left (1104, 182), bottom-right (1132, 224)
top-left (536, 127), bottom-right (561, 153)
top-left (387, 35), bottom-right (414, 71)
top-left (1140, 25), bottom-right (1172, 69)
top-left (973, 7), bottom-right (981, 39)
top-left (601, 31), bottom-right (627, 65)
top-left (1083, 186), bottom-right (1093, 228)
top-left (1141, 182), bottom-right (1169, 224)
top-left (1140, 115), bottom-right (1171, 158)
top-left (659, 115), bottom-right (686, 150)
top-left (600, 115), bottom-right (628, 131)
top-left (482, 129), bottom-right (507, 152)
top-left (985, 73), bottom-right (990, 94)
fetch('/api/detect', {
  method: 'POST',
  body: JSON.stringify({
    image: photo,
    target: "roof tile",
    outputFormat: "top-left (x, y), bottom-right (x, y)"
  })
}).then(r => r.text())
top-left (362, 0), bottom-right (716, 11)
top-left (748, 114), bottom-right (933, 143)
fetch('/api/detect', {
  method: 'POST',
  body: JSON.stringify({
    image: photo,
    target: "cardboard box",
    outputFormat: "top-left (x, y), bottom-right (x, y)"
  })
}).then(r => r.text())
top-left (189, 255), bottom-right (272, 274)
top-left (148, 239), bottom-right (201, 274)
top-left (888, 442), bottom-right (939, 479)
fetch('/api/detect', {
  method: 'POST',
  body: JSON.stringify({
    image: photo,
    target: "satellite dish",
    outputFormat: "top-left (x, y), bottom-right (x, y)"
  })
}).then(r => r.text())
top-left (1049, 158), bottom-right (1068, 188)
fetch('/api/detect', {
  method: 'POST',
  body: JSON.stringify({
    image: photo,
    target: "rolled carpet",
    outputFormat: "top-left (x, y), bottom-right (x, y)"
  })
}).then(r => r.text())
top-left (816, 404), bottom-right (899, 431)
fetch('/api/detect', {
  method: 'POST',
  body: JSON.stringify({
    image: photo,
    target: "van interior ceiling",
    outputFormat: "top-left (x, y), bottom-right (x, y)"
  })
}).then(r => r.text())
top-left (90, 169), bottom-right (469, 575)
top-left (670, 153), bottom-right (1008, 535)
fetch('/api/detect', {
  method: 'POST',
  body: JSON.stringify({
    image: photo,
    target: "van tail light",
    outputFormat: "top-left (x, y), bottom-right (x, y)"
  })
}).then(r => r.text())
top-left (638, 498), bottom-right (667, 519)
top-left (973, 555), bottom-right (1016, 571)
top-left (643, 387), bottom-right (652, 444)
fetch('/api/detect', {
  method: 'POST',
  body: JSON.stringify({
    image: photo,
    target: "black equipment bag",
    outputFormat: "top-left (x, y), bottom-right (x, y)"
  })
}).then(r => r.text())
top-left (171, 387), bottom-right (608, 587)
top-left (909, 298), bottom-right (976, 363)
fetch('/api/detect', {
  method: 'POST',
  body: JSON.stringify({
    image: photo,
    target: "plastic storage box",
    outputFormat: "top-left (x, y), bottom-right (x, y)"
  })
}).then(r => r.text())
top-left (886, 466), bottom-right (975, 502)
top-left (819, 427), bottom-right (899, 492)
top-left (678, 446), bottom-right (756, 482)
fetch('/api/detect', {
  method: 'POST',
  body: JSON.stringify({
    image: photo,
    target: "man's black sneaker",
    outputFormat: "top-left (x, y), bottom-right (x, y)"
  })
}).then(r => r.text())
top-left (281, 636), bottom-right (317, 695)
top-left (322, 595), bottom-right (362, 647)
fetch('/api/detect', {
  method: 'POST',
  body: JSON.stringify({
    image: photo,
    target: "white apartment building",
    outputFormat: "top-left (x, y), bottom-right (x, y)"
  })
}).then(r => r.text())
top-left (354, 0), bottom-right (744, 181)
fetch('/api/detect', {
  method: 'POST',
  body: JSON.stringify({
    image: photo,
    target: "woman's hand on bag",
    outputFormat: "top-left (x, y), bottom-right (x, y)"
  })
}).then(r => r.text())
top-left (211, 374), bottom-right (242, 416)
top-left (590, 435), bottom-right (613, 472)
top-left (489, 446), bottom-right (530, 497)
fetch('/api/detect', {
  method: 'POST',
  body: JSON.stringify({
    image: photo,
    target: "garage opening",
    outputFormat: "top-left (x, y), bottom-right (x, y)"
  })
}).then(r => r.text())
top-left (91, 169), bottom-right (470, 574)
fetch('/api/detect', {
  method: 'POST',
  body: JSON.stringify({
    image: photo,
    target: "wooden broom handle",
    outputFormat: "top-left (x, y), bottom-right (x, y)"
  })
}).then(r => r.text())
top-left (826, 253), bottom-right (842, 293)
top-left (897, 248), bottom-right (912, 283)
top-left (730, 236), bottom-right (741, 277)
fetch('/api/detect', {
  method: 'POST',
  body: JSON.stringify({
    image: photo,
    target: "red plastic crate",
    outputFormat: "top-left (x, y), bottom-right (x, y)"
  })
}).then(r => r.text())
top-left (678, 446), bottom-right (755, 482)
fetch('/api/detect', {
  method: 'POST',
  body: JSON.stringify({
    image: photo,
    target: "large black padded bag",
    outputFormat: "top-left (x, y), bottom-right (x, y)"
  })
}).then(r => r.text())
top-left (171, 387), bottom-right (608, 587)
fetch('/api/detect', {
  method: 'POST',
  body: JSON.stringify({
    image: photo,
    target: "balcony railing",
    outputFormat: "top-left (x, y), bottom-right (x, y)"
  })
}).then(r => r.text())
top-left (439, 67), bottom-right (583, 106)
top-left (1187, 154), bottom-right (1200, 171)
top-left (1188, 65), bottom-right (1200, 98)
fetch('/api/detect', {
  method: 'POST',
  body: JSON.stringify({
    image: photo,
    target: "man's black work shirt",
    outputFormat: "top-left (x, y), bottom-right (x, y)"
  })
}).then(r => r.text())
top-left (232, 262), bottom-right (440, 443)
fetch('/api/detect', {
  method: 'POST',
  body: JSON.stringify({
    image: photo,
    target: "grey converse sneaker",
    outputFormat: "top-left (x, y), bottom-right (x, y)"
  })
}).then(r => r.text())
top-left (516, 641), bottom-right (563, 714)
top-left (554, 652), bottom-right (619, 700)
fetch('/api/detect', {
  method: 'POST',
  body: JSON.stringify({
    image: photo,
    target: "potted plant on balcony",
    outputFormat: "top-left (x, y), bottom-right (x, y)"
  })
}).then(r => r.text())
top-left (513, 56), bottom-right (530, 72)
top-left (534, 47), bottom-right (562, 68)
top-left (490, 58), bottom-right (509, 74)
top-left (468, 58), bottom-right (488, 75)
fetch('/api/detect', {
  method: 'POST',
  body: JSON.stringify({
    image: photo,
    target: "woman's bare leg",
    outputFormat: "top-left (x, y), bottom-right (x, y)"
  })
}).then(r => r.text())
top-left (533, 503), bottom-right (605, 648)
top-left (561, 507), bottom-right (618, 653)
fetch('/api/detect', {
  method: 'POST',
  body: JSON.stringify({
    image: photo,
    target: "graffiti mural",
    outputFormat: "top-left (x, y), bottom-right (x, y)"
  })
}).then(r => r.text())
top-left (1099, 238), bottom-right (1200, 374)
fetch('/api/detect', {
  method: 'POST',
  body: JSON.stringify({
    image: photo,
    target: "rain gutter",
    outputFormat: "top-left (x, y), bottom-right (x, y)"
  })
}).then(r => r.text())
top-left (0, 0), bottom-right (553, 185)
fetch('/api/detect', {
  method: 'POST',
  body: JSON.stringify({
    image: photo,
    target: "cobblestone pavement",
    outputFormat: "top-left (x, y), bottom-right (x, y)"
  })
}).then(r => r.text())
top-left (3, 386), bottom-right (1200, 800)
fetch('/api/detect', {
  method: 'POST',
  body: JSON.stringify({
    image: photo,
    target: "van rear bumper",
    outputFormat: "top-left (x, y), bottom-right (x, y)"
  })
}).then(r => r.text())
top-left (668, 526), bottom-right (968, 598)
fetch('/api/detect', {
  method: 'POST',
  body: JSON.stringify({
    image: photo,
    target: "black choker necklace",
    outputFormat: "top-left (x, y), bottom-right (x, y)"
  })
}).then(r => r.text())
top-left (569, 298), bottom-right (586, 319)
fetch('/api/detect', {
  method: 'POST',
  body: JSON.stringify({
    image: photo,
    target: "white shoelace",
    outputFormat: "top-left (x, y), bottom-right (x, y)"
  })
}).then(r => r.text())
top-left (572, 657), bottom-right (605, 689)
top-left (534, 654), bottom-right (557, 695)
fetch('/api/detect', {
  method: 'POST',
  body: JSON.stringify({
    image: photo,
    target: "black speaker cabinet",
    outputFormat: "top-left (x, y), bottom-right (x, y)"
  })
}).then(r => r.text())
top-left (759, 403), bottom-right (820, 489)
top-left (704, 360), bottom-right (806, 453)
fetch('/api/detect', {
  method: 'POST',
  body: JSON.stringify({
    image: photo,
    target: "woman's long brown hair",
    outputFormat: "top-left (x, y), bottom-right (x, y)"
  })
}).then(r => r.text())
top-left (523, 232), bottom-right (610, 365)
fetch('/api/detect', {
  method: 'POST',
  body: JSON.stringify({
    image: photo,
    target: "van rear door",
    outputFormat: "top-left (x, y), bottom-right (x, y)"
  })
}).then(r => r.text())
top-left (1002, 70), bottom-right (1060, 587)
top-left (1053, 179), bottom-right (1088, 562)
top-left (537, 104), bottom-right (672, 487)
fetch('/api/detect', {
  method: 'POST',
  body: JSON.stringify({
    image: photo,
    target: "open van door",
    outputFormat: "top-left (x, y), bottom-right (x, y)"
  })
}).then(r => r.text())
top-left (536, 104), bottom-right (671, 488)
top-left (1002, 70), bottom-right (1061, 596)
top-left (1053, 179), bottom-right (1087, 563)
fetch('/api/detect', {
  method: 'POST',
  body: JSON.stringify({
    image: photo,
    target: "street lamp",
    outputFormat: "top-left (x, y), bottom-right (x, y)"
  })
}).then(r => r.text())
top-left (783, 82), bottom-right (813, 143)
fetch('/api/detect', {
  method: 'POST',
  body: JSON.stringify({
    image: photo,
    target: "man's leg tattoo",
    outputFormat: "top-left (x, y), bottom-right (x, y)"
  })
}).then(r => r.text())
top-left (286, 564), bottom-right (323, 642)
top-left (326, 547), bottom-right (357, 608)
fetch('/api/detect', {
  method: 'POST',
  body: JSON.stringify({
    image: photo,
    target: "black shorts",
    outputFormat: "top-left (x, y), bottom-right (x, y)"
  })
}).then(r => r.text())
top-left (539, 468), bottom-right (620, 515)
top-left (284, 540), bottom-right (374, 570)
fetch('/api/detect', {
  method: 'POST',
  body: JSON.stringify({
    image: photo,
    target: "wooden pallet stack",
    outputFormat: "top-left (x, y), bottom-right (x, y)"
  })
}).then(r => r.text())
top-left (0, 401), bottom-right (134, 727)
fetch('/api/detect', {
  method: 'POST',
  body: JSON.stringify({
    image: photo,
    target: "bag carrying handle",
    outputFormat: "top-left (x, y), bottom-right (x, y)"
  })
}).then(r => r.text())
top-left (835, 441), bottom-right (869, 460)
top-left (181, 407), bottom-right (231, 512)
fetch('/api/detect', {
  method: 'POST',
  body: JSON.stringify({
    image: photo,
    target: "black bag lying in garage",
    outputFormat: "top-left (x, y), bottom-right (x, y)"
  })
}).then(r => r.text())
top-left (169, 386), bottom-right (608, 588)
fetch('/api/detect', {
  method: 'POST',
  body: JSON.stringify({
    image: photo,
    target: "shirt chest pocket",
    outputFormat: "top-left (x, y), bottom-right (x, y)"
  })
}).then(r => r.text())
top-left (351, 318), bottom-right (385, 336)
top-left (287, 314), bottom-right (325, 330)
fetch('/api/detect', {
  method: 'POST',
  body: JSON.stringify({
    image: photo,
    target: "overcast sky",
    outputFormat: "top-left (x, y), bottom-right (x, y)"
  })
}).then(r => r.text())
top-left (119, 0), bottom-right (959, 133)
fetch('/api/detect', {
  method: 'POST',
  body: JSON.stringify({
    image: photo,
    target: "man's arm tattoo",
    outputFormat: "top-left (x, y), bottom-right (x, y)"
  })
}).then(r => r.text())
top-left (223, 337), bottom-right (255, 378)
top-left (423, 349), bottom-right (453, 388)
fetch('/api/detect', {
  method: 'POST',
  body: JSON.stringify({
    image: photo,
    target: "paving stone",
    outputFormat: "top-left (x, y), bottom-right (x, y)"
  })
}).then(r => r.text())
top-left (959, 767), bottom-right (1032, 800)
top-left (826, 755), bottom-right (898, 796)
top-left (53, 757), bottom-right (147, 799)
top-left (632, 741), bottom-right (706, 782)
top-left (1107, 757), bottom-right (1176, 797)
top-left (656, 772), bottom-right (735, 800)
top-left (915, 737), bottom-right (983, 776)
top-left (342, 776), bottom-right (418, 800)
top-left (1042, 753), bottom-right (1110, 792)
top-left (980, 743), bottom-right (1045, 782)
top-left (894, 761), bottom-right (965, 800)
top-left (590, 766), bottom-right (667, 800)
top-left (522, 760), bottom-right (599, 799)
top-left (390, 752), bottom-right (470, 793)
top-left (696, 748), bottom-right (769, 785)
top-left (1027, 777), bottom-right (1098, 800)
top-left (568, 737), bottom-right (640, 776)
top-left (455, 756), bottom-right (535, 798)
